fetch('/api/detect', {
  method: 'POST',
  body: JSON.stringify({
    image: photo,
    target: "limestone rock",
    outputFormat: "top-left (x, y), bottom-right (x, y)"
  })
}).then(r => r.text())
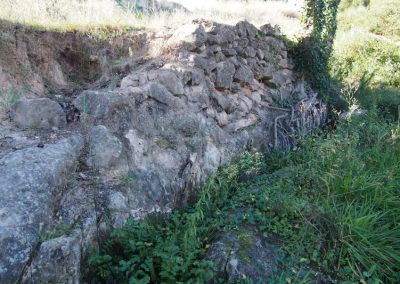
top-left (73, 90), bottom-right (130, 120)
top-left (236, 21), bottom-right (258, 39)
top-left (227, 113), bottom-right (258, 132)
top-left (108, 191), bottom-right (130, 228)
top-left (214, 61), bottom-right (235, 90)
top-left (87, 125), bottom-right (128, 176)
top-left (260, 23), bottom-right (281, 36)
top-left (120, 73), bottom-right (148, 88)
top-left (216, 111), bottom-right (228, 127)
top-left (243, 46), bottom-right (257, 58)
top-left (192, 55), bottom-right (217, 75)
top-left (0, 136), bottom-right (83, 283)
top-left (11, 98), bottom-right (66, 129)
top-left (148, 82), bottom-right (185, 109)
top-left (181, 67), bottom-right (205, 86)
top-left (22, 230), bottom-right (82, 284)
top-left (157, 70), bottom-right (184, 96)
top-left (234, 66), bottom-right (254, 86)
top-left (222, 48), bottom-right (237, 57)
top-left (207, 34), bottom-right (223, 45)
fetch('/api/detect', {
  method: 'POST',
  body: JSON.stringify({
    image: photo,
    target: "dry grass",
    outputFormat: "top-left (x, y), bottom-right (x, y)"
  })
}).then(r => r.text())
top-left (0, 0), bottom-right (303, 35)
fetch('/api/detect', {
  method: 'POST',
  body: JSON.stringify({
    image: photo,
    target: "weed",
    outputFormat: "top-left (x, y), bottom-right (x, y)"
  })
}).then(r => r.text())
top-left (118, 173), bottom-right (135, 191)
top-left (107, 73), bottom-right (122, 89)
top-left (40, 222), bottom-right (80, 241)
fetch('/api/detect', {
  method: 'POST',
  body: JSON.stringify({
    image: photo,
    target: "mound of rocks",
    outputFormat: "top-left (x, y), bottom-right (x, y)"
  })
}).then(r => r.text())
top-left (71, 20), bottom-right (326, 217)
top-left (0, 20), bottom-right (326, 283)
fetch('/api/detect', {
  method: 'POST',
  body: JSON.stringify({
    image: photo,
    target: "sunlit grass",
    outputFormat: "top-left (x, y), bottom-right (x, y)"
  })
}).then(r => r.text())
top-left (0, 0), bottom-right (303, 35)
top-left (338, 0), bottom-right (400, 42)
top-left (330, 0), bottom-right (400, 119)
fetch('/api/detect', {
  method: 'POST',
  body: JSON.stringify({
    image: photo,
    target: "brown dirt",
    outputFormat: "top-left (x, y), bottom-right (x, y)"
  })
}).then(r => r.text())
top-left (0, 21), bottom-right (155, 98)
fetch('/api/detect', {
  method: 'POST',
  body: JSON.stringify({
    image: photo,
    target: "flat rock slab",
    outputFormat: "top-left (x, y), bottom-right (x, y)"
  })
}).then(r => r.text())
top-left (0, 136), bottom-right (83, 283)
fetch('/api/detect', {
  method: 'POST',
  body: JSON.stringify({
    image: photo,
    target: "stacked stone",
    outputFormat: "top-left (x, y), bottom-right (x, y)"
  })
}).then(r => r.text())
top-left (119, 21), bottom-right (306, 134)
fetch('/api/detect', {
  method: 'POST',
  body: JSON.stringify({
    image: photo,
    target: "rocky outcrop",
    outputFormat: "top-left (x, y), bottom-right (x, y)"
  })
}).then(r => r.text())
top-left (0, 20), bottom-right (326, 282)
top-left (0, 136), bottom-right (83, 283)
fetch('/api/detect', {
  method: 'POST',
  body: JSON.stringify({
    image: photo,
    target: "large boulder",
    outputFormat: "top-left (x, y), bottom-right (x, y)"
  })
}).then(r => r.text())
top-left (73, 90), bottom-right (130, 121)
top-left (11, 98), bottom-right (66, 129)
top-left (0, 136), bottom-right (83, 283)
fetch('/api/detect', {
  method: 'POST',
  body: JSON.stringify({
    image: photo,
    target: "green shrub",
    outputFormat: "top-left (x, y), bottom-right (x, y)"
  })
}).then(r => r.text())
top-left (330, 0), bottom-right (400, 119)
top-left (290, 0), bottom-right (342, 106)
top-left (88, 213), bottom-right (214, 283)
top-left (338, 0), bottom-right (400, 41)
top-left (330, 33), bottom-right (400, 89)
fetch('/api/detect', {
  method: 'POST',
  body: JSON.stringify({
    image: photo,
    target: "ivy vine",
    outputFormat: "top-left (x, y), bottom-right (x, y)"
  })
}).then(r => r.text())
top-left (292, 0), bottom-right (342, 100)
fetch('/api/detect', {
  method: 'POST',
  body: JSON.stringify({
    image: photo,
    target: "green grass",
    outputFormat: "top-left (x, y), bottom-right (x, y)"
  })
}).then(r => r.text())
top-left (331, 33), bottom-right (400, 89)
top-left (330, 0), bottom-right (400, 119)
top-left (338, 0), bottom-right (400, 42)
